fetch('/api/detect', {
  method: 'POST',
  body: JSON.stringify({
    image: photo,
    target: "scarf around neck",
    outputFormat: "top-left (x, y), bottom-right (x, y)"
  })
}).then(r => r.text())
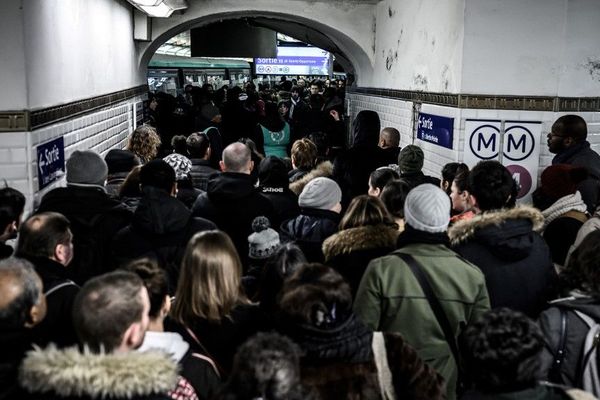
top-left (541, 191), bottom-right (587, 229)
top-left (396, 224), bottom-right (450, 248)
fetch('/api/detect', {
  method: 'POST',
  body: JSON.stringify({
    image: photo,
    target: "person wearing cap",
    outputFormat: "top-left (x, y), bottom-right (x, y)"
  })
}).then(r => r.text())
top-left (113, 159), bottom-right (216, 292)
top-left (533, 164), bottom-right (589, 269)
top-left (244, 215), bottom-right (281, 299)
top-left (397, 144), bottom-right (441, 190)
top-left (280, 177), bottom-right (342, 263)
top-left (37, 150), bottom-right (132, 284)
top-left (104, 149), bottom-right (140, 197)
top-left (547, 114), bottom-right (600, 213)
top-left (354, 183), bottom-right (490, 400)
top-left (448, 161), bottom-right (557, 319)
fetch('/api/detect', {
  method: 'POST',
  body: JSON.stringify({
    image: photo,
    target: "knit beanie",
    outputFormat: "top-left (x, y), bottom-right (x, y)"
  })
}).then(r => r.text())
top-left (404, 183), bottom-right (450, 233)
top-left (398, 145), bottom-right (424, 174)
top-left (163, 153), bottom-right (192, 181)
top-left (299, 177), bottom-right (342, 210)
top-left (105, 149), bottom-right (140, 174)
top-left (540, 164), bottom-right (588, 200)
top-left (66, 150), bottom-right (108, 187)
top-left (248, 216), bottom-right (281, 259)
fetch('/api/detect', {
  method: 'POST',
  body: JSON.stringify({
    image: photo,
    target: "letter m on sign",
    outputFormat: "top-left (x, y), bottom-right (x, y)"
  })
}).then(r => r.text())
top-left (478, 132), bottom-right (496, 152)
top-left (507, 133), bottom-right (526, 153)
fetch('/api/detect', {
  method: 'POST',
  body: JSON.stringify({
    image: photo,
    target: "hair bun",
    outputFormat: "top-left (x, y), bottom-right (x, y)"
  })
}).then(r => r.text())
top-left (252, 216), bottom-right (270, 232)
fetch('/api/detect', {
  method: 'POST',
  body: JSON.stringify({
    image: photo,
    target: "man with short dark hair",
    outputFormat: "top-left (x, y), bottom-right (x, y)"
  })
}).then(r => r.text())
top-left (0, 257), bottom-right (46, 399)
top-left (19, 270), bottom-right (192, 400)
top-left (548, 114), bottom-right (600, 213)
top-left (186, 132), bottom-right (219, 191)
top-left (36, 150), bottom-right (132, 284)
top-left (16, 212), bottom-right (79, 348)
top-left (379, 127), bottom-right (401, 166)
top-left (113, 160), bottom-right (215, 291)
top-left (0, 187), bottom-right (25, 259)
top-left (448, 160), bottom-right (557, 318)
top-left (192, 142), bottom-right (274, 268)
top-left (104, 149), bottom-right (140, 197)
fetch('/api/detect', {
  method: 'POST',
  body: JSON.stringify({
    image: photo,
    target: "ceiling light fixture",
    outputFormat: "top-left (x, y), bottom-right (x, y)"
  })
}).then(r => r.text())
top-left (129, 0), bottom-right (162, 6)
top-left (139, 2), bottom-right (174, 18)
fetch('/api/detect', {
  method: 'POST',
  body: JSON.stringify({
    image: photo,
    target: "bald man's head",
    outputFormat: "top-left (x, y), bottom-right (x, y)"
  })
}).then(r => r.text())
top-left (0, 257), bottom-right (46, 329)
top-left (379, 127), bottom-right (400, 149)
top-left (221, 142), bottom-right (252, 173)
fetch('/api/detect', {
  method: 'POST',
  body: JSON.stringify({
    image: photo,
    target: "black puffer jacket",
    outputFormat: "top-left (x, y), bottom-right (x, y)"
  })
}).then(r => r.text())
top-left (280, 208), bottom-right (340, 263)
top-left (25, 256), bottom-right (79, 349)
top-left (36, 186), bottom-right (132, 285)
top-left (189, 158), bottom-right (219, 192)
top-left (539, 296), bottom-right (600, 389)
top-left (192, 172), bottom-right (274, 268)
top-left (448, 206), bottom-right (558, 318)
top-left (113, 186), bottom-right (216, 291)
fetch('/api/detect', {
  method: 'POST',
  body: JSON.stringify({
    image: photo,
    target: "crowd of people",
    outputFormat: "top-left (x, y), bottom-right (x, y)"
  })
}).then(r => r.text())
top-left (1, 76), bottom-right (600, 400)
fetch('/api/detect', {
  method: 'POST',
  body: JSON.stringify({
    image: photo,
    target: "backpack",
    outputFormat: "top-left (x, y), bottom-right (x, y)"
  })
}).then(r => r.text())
top-left (551, 308), bottom-right (600, 396)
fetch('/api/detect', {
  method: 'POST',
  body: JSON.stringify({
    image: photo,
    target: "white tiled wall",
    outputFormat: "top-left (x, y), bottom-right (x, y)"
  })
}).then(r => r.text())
top-left (0, 97), bottom-right (141, 213)
top-left (347, 92), bottom-right (600, 184)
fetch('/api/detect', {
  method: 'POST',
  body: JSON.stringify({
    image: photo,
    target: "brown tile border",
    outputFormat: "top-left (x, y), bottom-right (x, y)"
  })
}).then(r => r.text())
top-left (348, 87), bottom-right (600, 112)
top-left (0, 85), bottom-right (147, 132)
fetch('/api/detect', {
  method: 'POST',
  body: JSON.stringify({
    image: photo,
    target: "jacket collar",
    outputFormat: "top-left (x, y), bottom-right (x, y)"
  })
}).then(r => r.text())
top-left (323, 225), bottom-right (398, 261)
top-left (552, 140), bottom-right (591, 165)
top-left (289, 161), bottom-right (333, 196)
top-left (19, 345), bottom-right (178, 398)
top-left (447, 205), bottom-right (544, 246)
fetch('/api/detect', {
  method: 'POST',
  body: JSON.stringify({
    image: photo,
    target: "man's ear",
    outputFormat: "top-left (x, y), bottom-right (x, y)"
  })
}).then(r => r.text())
top-left (205, 147), bottom-right (211, 160)
top-left (219, 160), bottom-right (226, 172)
top-left (121, 321), bottom-right (144, 351)
top-left (171, 182), bottom-right (178, 197)
top-left (25, 297), bottom-right (46, 328)
top-left (54, 244), bottom-right (68, 265)
top-left (249, 160), bottom-right (254, 173)
top-left (564, 136), bottom-right (575, 147)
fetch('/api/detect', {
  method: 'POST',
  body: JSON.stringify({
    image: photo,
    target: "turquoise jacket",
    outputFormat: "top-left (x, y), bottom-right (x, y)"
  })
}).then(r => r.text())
top-left (354, 243), bottom-right (491, 400)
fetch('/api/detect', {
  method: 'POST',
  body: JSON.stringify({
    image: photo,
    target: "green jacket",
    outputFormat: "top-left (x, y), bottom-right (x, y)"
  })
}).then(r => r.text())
top-left (354, 243), bottom-right (491, 400)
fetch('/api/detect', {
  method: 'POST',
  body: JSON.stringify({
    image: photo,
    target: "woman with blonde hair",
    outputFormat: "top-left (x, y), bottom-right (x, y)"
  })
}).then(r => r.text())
top-left (127, 125), bottom-right (161, 164)
top-left (322, 195), bottom-right (398, 297)
top-left (168, 230), bottom-right (265, 376)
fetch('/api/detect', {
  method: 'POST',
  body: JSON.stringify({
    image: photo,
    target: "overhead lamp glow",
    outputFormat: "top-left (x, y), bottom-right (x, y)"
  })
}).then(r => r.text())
top-left (130, 0), bottom-right (162, 6)
top-left (139, 2), bottom-right (173, 18)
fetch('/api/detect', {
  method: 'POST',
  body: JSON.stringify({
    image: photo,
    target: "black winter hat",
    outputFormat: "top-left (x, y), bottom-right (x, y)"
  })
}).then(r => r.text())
top-left (104, 149), bottom-right (140, 175)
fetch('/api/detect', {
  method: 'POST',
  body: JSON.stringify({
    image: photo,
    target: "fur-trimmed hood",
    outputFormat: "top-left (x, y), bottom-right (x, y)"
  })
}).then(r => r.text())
top-left (448, 205), bottom-right (544, 246)
top-left (289, 161), bottom-right (333, 196)
top-left (19, 345), bottom-right (178, 399)
top-left (323, 225), bottom-right (398, 261)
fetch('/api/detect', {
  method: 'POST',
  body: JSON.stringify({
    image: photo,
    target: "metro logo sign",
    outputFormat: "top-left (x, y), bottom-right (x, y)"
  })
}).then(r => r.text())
top-left (463, 119), bottom-right (542, 203)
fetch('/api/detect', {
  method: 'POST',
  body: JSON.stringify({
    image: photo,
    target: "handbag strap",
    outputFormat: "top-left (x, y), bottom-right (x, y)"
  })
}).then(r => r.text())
top-left (550, 308), bottom-right (569, 383)
top-left (395, 253), bottom-right (461, 366)
top-left (183, 325), bottom-right (225, 377)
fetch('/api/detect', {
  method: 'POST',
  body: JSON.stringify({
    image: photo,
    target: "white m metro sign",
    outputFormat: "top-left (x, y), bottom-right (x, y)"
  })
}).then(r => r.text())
top-left (463, 120), bottom-right (542, 202)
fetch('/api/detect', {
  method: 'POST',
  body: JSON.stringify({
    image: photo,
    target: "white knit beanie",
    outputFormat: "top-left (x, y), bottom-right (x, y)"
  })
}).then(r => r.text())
top-left (298, 177), bottom-right (342, 210)
top-left (404, 184), bottom-right (450, 233)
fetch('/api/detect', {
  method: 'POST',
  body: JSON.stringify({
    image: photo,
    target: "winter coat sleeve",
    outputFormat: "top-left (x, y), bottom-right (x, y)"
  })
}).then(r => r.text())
top-left (384, 332), bottom-right (447, 400)
top-left (354, 258), bottom-right (383, 330)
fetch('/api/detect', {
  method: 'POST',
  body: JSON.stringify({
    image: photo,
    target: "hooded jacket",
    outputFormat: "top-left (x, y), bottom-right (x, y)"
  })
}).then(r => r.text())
top-left (333, 111), bottom-right (388, 206)
top-left (18, 346), bottom-right (178, 400)
top-left (259, 156), bottom-right (300, 227)
top-left (289, 161), bottom-right (333, 196)
top-left (323, 225), bottom-right (398, 297)
top-left (539, 296), bottom-right (600, 389)
top-left (448, 206), bottom-right (558, 318)
top-left (354, 242), bottom-right (490, 400)
top-left (280, 208), bottom-right (340, 263)
top-left (113, 187), bottom-right (215, 291)
top-left (192, 172), bottom-right (274, 268)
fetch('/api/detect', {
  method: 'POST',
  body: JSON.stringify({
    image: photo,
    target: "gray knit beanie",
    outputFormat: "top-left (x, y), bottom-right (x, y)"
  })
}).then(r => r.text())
top-left (398, 145), bottom-right (424, 174)
top-left (404, 184), bottom-right (450, 233)
top-left (66, 150), bottom-right (108, 187)
top-left (298, 177), bottom-right (342, 210)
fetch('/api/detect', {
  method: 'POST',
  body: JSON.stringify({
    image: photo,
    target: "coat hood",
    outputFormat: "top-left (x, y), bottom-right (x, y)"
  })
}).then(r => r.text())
top-left (548, 295), bottom-right (600, 320)
top-left (19, 346), bottom-right (178, 398)
top-left (448, 205), bottom-right (545, 261)
top-left (289, 161), bottom-right (333, 196)
top-left (322, 225), bottom-right (398, 261)
top-left (133, 186), bottom-right (191, 234)
top-left (207, 172), bottom-right (256, 202)
top-left (352, 110), bottom-right (380, 147)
